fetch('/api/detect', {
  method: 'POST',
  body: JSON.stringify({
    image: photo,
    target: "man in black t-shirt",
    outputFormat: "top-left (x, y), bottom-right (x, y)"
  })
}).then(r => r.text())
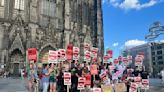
top-left (71, 64), bottom-right (82, 92)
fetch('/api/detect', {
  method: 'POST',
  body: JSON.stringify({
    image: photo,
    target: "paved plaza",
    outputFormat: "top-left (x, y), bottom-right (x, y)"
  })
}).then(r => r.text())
top-left (0, 78), bottom-right (164, 92)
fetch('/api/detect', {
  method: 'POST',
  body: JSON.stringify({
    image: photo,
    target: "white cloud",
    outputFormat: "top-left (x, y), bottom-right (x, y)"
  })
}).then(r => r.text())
top-left (124, 39), bottom-right (147, 48)
top-left (108, 0), bottom-right (163, 10)
top-left (112, 42), bottom-right (119, 47)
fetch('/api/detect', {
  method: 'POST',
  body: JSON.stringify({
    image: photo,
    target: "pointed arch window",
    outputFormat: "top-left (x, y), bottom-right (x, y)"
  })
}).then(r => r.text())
top-left (14, 0), bottom-right (25, 10)
top-left (41, 0), bottom-right (55, 17)
top-left (0, 0), bottom-right (4, 6)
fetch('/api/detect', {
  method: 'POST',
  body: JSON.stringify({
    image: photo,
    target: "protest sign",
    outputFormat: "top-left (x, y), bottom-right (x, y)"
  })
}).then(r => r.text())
top-left (91, 47), bottom-right (99, 58)
top-left (73, 47), bottom-right (80, 60)
top-left (109, 65), bottom-right (115, 72)
top-left (66, 44), bottom-right (73, 61)
top-left (135, 55), bottom-right (143, 66)
top-left (85, 74), bottom-right (91, 87)
top-left (103, 54), bottom-right (110, 63)
top-left (84, 51), bottom-right (91, 62)
top-left (59, 49), bottom-right (66, 61)
top-left (78, 77), bottom-right (86, 90)
top-left (115, 83), bottom-right (127, 92)
top-left (28, 48), bottom-right (37, 63)
top-left (57, 50), bottom-right (61, 62)
top-left (48, 50), bottom-right (58, 63)
top-left (106, 49), bottom-right (113, 58)
top-left (142, 79), bottom-right (149, 89)
top-left (129, 83), bottom-right (138, 92)
top-left (84, 43), bottom-right (90, 51)
top-left (99, 71), bottom-right (107, 82)
top-left (90, 64), bottom-right (98, 75)
top-left (64, 72), bottom-right (71, 85)
top-left (134, 77), bottom-right (142, 86)
top-left (101, 84), bottom-right (113, 92)
top-left (93, 88), bottom-right (101, 92)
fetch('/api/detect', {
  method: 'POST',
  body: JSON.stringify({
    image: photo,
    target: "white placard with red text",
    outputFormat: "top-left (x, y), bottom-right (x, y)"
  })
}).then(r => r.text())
top-left (91, 47), bottom-right (99, 58)
top-left (93, 88), bottom-right (101, 92)
top-left (135, 55), bottom-right (144, 66)
top-left (78, 77), bottom-right (86, 90)
top-left (134, 77), bottom-right (142, 86)
top-left (103, 54), bottom-right (110, 63)
top-left (84, 51), bottom-right (91, 62)
top-left (48, 50), bottom-right (58, 63)
top-left (109, 65), bottom-right (115, 72)
top-left (73, 47), bottom-right (80, 60)
top-left (129, 83), bottom-right (138, 92)
top-left (64, 72), bottom-right (71, 85)
top-left (142, 79), bottom-right (149, 89)
top-left (59, 49), bottom-right (66, 61)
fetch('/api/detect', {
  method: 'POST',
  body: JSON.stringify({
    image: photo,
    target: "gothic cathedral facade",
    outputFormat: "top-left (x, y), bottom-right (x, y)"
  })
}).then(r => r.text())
top-left (0, 0), bottom-right (104, 75)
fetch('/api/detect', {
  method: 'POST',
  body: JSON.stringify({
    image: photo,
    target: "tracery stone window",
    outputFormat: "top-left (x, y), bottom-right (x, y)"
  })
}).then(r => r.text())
top-left (14, 0), bottom-right (25, 10)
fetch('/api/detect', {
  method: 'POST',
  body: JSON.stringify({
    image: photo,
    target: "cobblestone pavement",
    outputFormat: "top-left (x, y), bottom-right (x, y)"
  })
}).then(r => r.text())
top-left (0, 78), bottom-right (164, 92)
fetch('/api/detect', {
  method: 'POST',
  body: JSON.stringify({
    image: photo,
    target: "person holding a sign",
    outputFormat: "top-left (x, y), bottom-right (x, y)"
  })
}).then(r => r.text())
top-left (73, 64), bottom-right (82, 92)
top-left (49, 63), bottom-right (57, 92)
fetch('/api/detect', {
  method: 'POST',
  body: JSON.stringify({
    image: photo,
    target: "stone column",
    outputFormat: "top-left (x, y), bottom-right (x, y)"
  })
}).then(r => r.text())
top-left (97, 0), bottom-right (104, 60)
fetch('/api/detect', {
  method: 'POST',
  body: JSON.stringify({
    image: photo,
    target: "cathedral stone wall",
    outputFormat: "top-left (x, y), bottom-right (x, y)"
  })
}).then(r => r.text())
top-left (0, 0), bottom-right (104, 75)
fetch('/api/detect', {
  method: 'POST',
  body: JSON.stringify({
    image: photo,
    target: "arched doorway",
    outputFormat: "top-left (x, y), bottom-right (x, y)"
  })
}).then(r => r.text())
top-left (39, 45), bottom-right (55, 64)
top-left (10, 49), bottom-right (24, 76)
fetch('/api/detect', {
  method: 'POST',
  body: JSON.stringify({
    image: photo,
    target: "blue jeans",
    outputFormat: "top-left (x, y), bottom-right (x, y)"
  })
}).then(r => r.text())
top-left (43, 82), bottom-right (49, 92)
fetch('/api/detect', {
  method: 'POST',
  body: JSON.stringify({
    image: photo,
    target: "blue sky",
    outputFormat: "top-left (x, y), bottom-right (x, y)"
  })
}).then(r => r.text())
top-left (103, 0), bottom-right (164, 58)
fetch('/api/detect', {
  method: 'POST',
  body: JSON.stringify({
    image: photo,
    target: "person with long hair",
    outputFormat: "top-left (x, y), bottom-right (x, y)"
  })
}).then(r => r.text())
top-left (28, 62), bottom-right (38, 92)
top-left (49, 63), bottom-right (57, 92)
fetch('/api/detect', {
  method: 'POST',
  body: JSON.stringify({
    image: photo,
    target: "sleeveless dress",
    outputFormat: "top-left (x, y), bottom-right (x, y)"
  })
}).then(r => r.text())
top-left (49, 69), bottom-right (56, 83)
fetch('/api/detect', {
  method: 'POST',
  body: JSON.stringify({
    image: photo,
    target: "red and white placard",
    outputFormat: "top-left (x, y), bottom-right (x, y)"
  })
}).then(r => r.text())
top-left (91, 47), bottom-right (99, 58)
top-left (64, 72), bottom-right (71, 85)
top-left (109, 65), bottom-right (115, 72)
top-left (85, 74), bottom-right (91, 87)
top-left (84, 51), bottom-right (91, 62)
top-left (28, 48), bottom-right (37, 63)
top-left (129, 83), bottom-right (138, 92)
top-left (103, 54), bottom-right (110, 63)
top-left (59, 49), bottom-right (66, 61)
top-left (66, 44), bottom-right (73, 61)
top-left (48, 50), bottom-right (58, 63)
top-left (78, 77), bottom-right (86, 90)
top-left (99, 71), bottom-right (108, 82)
top-left (106, 49), bottom-right (113, 58)
top-left (93, 88), bottom-right (101, 92)
top-left (142, 79), bottom-right (149, 89)
top-left (134, 77), bottom-right (142, 85)
top-left (84, 43), bottom-right (90, 51)
top-left (73, 47), bottom-right (80, 60)
top-left (135, 55), bottom-right (144, 66)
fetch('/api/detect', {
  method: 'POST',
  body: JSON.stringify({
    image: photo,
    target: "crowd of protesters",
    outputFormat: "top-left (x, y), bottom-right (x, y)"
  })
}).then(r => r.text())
top-left (26, 58), bottom-right (152, 92)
